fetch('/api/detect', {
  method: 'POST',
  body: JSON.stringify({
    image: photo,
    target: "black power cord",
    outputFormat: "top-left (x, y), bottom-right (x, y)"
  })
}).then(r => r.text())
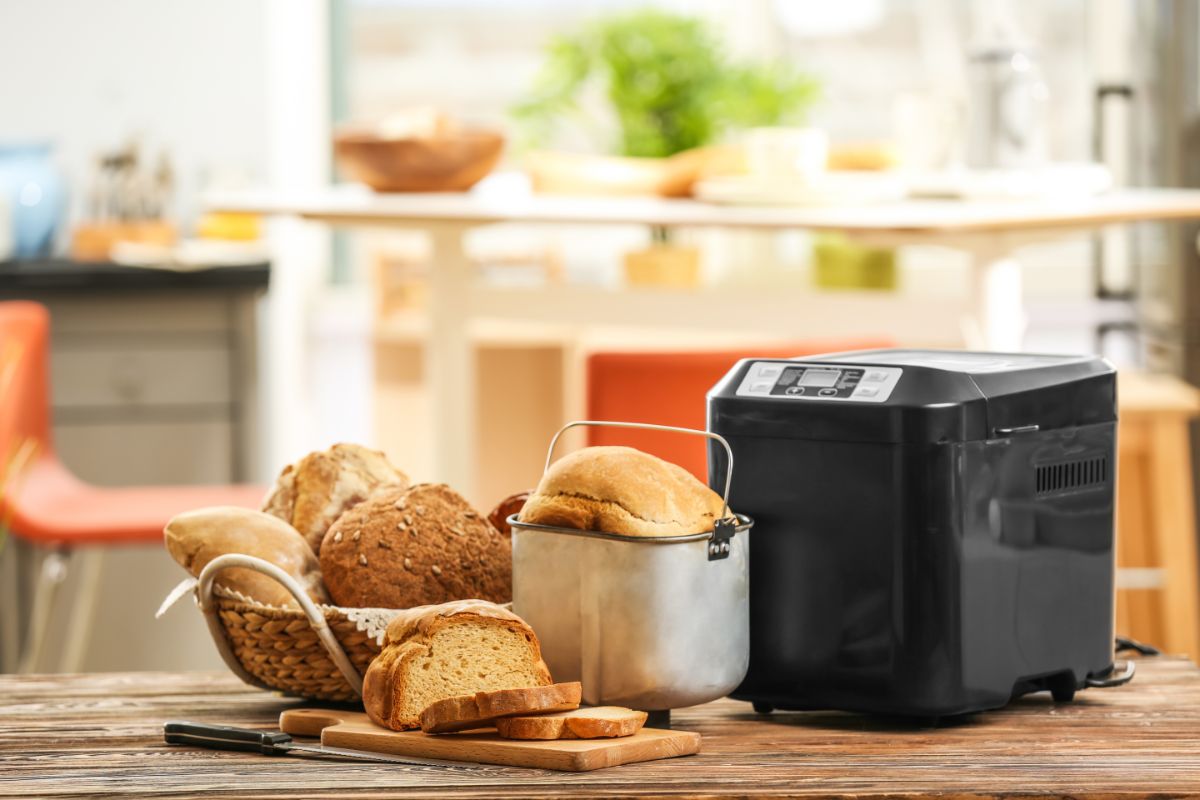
top-left (1087, 636), bottom-right (1161, 690)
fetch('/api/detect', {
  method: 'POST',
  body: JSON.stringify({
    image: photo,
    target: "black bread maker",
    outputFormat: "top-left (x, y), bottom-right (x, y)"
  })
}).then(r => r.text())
top-left (707, 349), bottom-right (1117, 716)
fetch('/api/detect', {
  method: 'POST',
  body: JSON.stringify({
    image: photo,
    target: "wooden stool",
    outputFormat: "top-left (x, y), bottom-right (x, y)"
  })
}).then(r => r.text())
top-left (1116, 371), bottom-right (1200, 660)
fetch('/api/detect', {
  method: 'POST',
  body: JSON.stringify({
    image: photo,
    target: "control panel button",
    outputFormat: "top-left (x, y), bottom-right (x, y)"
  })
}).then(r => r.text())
top-left (750, 381), bottom-right (772, 393)
top-left (817, 388), bottom-right (838, 397)
top-left (785, 386), bottom-right (806, 396)
top-left (864, 371), bottom-right (887, 382)
top-left (855, 386), bottom-right (879, 397)
top-left (757, 364), bottom-right (782, 378)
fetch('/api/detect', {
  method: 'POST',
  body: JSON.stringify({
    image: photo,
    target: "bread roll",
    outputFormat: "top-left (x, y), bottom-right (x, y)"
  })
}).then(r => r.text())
top-left (319, 483), bottom-right (511, 609)
top-left (163, 507), bottom-right (328, 608)
top-left (494, 706), bottom-right (648, 739)
top-left (487, 491), bottom-right (529, 537)
top-left (419, 682), bottom-right (581, 733)
top-left (517, 446), bottom-right (728, 537)
top-left (262, 443), bottom-right (409, 554)
top-left (362, 600), bottom-right (552, 731)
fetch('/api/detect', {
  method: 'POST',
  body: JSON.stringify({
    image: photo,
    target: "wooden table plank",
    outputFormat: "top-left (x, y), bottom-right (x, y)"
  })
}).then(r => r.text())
top-left (3, 659), bottom-right (1200, 799)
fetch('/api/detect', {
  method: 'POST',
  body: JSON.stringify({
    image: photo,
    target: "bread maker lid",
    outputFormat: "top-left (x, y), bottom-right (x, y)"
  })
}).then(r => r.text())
top-left (707, 348), bottom-right (1116, 444)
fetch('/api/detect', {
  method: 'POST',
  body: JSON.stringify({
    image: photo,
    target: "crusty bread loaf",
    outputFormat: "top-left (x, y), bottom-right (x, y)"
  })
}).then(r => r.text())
top-left (517, 446), bottom-right (728, 537)
top-left (420, 682), bottom-right (581, 733)
top-left (362, 600), bottom-right (552, 731)
top-left (163, 507), bottom-right (328, 608)
top-left (262, 443), bottom-right (409, 554)
top-left (319, 483), bottom-right (511, 609)
top-left (495, 706), bottom-right (648, 739)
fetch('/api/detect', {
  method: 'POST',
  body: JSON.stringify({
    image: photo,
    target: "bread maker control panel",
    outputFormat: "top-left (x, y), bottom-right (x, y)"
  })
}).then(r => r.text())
top-left (734, 361), bottom-right (903, 403)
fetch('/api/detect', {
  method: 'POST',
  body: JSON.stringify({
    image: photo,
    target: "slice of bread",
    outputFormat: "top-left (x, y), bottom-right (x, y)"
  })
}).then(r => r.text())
top-left (420, 682), bottom-right (582, 733)
top-left (362, 600), bottom-right (552, 731)
top-left (494, 706), bottom-right (648, 740)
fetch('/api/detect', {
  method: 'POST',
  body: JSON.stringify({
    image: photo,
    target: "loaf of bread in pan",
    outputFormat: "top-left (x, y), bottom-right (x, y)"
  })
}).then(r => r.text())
top-left (517, 446), bottom-right (729, 537)
top-left (318, 483), bottom-right (512, 609)
top-left (163, 506), bottom-right (329, 608)
top-left (420, 681), bottom-right (581, 733)
top-left (362, 600), bottom-right (553, 731)
top-left (262, 443), bottom-right (409, 554)
top-left (494, 706), bottom-right (648, 739)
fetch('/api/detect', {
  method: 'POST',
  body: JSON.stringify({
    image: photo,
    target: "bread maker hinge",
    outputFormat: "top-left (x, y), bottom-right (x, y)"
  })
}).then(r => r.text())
top-left (708, 518), bottom-right (735, 561)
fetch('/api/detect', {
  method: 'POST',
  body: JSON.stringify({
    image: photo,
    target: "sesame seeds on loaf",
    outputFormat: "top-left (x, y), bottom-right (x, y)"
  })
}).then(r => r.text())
top-left (362, 600), bottom-right (553, 731)
top-left (517, 446), bottom-right (729, 537)
top-left (318, 482), bottom-right (511, 608)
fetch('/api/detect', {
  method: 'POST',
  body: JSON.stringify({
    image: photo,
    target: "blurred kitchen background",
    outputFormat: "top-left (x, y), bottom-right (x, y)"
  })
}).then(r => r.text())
top-left (2, 0), bottom-right (1199, 674)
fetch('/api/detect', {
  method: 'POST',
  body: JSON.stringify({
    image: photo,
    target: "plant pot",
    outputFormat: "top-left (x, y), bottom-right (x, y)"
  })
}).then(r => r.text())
top-left (812, 233), bottom-right (897, 290)
top-left (623, 244), bottom-right (701, 288)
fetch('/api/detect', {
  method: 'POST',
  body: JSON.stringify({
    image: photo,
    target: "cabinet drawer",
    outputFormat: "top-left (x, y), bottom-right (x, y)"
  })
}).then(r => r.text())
top-left (55, 420), bottom-right (235, 486)
top-left (51, 342), bottom-right (232, 409)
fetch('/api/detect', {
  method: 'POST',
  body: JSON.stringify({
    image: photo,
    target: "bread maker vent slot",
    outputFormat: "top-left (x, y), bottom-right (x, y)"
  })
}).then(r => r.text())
top-left (1036, 456), bottom-right (1107, 496)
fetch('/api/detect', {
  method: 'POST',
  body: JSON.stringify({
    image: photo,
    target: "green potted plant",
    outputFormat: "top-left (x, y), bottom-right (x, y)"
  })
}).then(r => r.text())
top-left (513, 8), bottom-right (818, 285)
top-left (514, 9), bottom-right (818, 183)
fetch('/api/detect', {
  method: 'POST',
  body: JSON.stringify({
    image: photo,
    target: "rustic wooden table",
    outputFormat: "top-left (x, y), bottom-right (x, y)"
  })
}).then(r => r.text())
top-left (3, 657), bottom-right (1200, 799)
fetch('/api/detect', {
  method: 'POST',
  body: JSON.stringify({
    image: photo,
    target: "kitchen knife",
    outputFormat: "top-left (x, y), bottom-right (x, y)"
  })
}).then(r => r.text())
top-left (163, 721), bottom-right (478, 769)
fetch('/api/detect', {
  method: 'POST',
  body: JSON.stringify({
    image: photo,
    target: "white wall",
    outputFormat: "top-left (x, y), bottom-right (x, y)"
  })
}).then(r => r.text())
top-left (0, 0), bottom-right (270, 232)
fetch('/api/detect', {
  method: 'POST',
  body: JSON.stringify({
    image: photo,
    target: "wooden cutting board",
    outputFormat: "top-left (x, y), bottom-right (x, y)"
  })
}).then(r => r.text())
top-left (279, 708), bottom-right (700, 772)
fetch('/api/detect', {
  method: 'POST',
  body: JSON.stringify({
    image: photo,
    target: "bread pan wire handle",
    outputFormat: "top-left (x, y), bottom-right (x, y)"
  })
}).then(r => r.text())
top-left (544, 420), bottom-right (735, 522)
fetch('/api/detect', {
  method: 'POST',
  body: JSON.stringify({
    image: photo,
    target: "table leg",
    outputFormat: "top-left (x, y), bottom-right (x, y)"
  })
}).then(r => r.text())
top-left (1149, 417), bottom-right (1200, 659)
top-left (427, 224), bottom-right (477, 500)
top-left (964, 243), bottom-right (1026, 351)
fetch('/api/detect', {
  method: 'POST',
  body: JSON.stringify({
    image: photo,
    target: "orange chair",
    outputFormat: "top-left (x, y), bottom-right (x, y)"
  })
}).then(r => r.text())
top-left (0, 301), bottom-right (264, 672)
top-left (585, 339), bottom-right (895, 480)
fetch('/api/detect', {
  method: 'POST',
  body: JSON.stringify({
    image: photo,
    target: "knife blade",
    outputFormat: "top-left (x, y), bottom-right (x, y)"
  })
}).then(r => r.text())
top-left (163, 721), bottom-right (479, 769)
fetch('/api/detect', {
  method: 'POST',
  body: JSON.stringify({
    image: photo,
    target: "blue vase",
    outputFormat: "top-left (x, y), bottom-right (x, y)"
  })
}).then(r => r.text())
top-left (0, 143), bottom-right (65, 259)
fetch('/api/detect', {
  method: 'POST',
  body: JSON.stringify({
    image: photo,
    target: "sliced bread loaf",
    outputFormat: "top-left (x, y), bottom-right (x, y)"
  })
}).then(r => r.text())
top-left (420, 681), bottom-right (582, 733)
top-left (494, 706), bottom-right (648, 740)
top-left (362, 600), bottom-right (552, 731)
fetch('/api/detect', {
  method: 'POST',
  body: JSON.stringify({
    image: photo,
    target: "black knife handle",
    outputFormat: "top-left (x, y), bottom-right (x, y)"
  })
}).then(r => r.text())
top-left (164, 721), bottom-right (293, 755)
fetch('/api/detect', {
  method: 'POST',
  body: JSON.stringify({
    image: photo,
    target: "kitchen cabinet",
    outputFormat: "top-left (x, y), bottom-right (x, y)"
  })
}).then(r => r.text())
top-left (0, 259), bottom-right (267, 485)
top-left (0, 259), bottom-right (268, 674)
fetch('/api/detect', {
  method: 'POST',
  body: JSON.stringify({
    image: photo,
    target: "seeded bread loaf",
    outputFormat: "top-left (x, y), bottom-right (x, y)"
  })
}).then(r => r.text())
top-left (420, 682), bottom-right (581, 733)
top-left (362, 600), bottom-right (553, 731)
top-left (517, 446), bottom-right (728, 537)
top-left (163, 506), bottom-right (329, 608)
top-left (262, 443), bottom-right (409, 554)
top-left (494, 706), bottom-right (648, 739)
top-left (318, 483), bottom-right (512, 608)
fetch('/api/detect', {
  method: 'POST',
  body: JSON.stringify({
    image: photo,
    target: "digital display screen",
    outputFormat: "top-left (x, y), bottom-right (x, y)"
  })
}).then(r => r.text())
top-left (798, 368), bottom-right (841, 388)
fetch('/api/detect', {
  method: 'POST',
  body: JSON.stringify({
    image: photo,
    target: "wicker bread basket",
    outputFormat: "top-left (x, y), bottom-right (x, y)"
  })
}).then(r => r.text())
top-left (193, 553), bottom-right (400, 702)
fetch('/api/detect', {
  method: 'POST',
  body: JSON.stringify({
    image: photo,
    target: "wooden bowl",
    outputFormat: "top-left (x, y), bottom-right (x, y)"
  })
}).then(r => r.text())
top-left (334, 129), bottom-right (504, 192)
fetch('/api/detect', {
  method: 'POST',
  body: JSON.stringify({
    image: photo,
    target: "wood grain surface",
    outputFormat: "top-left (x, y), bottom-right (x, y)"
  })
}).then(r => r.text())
top-left (3, 657), bottom-right (1200, 799)
top-left (278, 708), bottom-right (699, 771)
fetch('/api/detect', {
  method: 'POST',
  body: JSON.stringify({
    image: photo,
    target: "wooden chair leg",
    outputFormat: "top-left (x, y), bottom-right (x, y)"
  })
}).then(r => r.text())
top-left (1148, 420), bottom-right (1200, 660)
